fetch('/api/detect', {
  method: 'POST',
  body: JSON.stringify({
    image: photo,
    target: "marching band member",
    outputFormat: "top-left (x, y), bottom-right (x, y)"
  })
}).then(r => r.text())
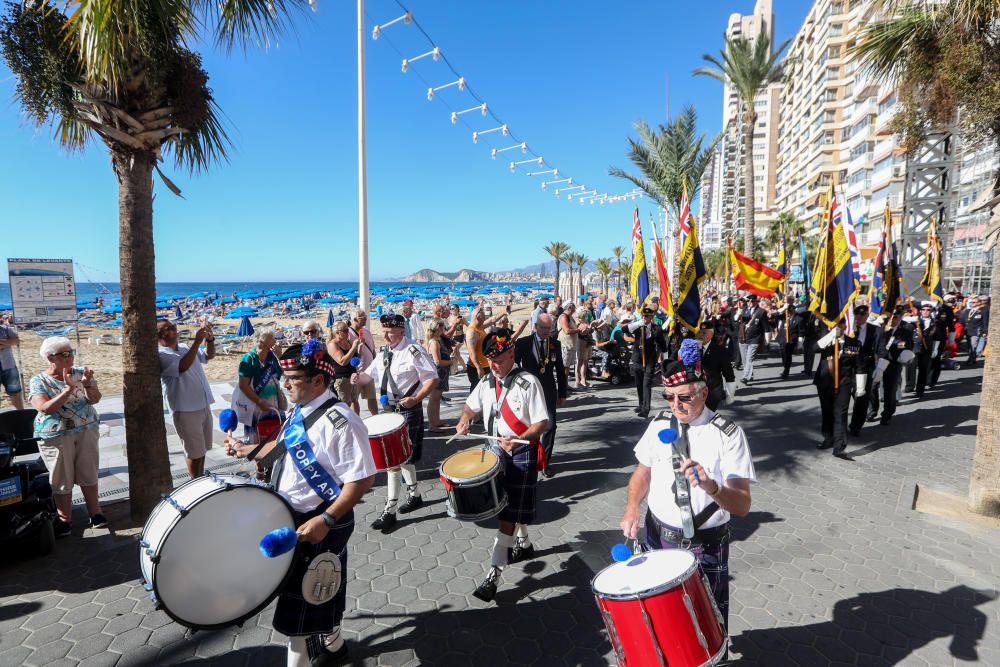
top-left (619, 340), bottom-right (755, 631)
top-left (455, 329), bottom-right (550, 603)
top-left (351, 314), bottom-right (438, 532)
top-left (225, 341), bottom-right (377, 667)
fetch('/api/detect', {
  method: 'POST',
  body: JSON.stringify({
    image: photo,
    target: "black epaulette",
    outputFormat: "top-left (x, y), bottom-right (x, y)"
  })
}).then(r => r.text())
top-left (710, 413), bottom-right (738, 437)
top-left (656, 410), bottom-right (671, 421)
top-left (408, 344), bottom-right (422, 357)
top-left (326, 409), bottom-right (349, 429)
top-left (514, 373), bottom-right (532, 392)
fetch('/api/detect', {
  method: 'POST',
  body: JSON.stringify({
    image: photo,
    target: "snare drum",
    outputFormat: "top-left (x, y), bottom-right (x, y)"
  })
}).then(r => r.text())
top-left (592, 549), bottom-right (727, 667)
top-left (363, 413), bottom-right (412, 470)
top-left (138, 474), bottom-right (296, 630)
top-left (439, 448), bottom-right (508, 521)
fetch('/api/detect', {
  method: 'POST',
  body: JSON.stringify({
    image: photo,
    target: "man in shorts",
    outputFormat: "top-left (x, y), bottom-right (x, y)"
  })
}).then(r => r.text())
top-left (348, 309), bottom-right (379, 416)
top-left (158, 319), bottom-right (217, 478)
top-left (0, 315), bottom-right (24, 409)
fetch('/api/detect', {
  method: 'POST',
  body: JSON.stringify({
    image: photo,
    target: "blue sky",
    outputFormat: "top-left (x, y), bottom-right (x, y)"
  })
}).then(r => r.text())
top-left (1, 1), bottom-right (812, 282)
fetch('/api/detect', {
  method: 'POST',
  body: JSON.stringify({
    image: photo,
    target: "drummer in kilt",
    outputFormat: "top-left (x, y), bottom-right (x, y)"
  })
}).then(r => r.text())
top-left (455, 329), bottom-right (550, 602)
top-left (225, 341), bottom-right (377, 666)
top-left (619, 339), bottom-right (756, 630)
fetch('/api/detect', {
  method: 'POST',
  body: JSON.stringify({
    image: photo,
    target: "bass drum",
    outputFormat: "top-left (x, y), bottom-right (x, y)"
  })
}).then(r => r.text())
top-left (138, 473), bottom-right (296, 630)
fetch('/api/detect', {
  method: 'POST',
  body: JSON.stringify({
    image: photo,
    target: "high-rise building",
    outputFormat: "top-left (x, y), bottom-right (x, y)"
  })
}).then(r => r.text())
top-left (717, 0), bottom-right (782, 247)
top-left (700, 148), bottom-right (724, 250)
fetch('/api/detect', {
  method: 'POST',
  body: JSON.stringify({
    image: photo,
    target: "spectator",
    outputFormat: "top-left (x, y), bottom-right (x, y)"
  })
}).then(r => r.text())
top-left (963, 296), bottom-right (989, 365)
top-left (29, 336), bottom-right (104, 536)
top-left (301, 320), bottom-right (323, 341)
top-left (328, 321), bottom-right (361, 413)
top-left (158, 319), bottom-right (216, 479)
top-left (0, 313), bottom-right (24, 409)
top-left (348, 309), bottom-right (379, 415)
top-left (425, 318), bottom-right (453, 431)
top-left (402, 300), bottom-right (425, 344)
top-left (237, 327), bottom-right (285, 438)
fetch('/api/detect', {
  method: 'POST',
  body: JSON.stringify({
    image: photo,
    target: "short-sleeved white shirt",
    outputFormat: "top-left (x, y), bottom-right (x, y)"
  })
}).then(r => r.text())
top-left (633, 408), bottom-right (756, 529)
top-left (362, 337), bottom-right (438, 400)
top-left (466, 368), bottom-right (549, 437)
top-left (158, 344), bottom-right (214, 413)
top-left (276, 389), bottom-right (378, 512)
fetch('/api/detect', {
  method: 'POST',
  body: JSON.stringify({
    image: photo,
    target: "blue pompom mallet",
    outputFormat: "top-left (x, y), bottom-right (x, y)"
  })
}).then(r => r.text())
top-left (219, 408), bottom-right (238, 434)
top-left (379, 395), bottom-right (389, 407)
top-left (350, 356), bottom-right (360, 367)
top-left (259, 527), bottom-right (298, 558)
top-left (657, 428), bottom-right (678, 445)
top-left (611, 543), bottom-right (633, 562)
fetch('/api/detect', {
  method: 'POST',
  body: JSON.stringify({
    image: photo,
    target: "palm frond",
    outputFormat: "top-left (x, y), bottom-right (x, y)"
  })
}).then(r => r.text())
top-left (200, 0), bottom-right (312, 51)
top-left (853, 9), bottom-right (938, 83)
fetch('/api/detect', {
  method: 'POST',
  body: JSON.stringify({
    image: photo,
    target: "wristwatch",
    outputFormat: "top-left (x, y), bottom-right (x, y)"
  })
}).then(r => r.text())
top-left (320, 512), bottom-right (337, 528)
top-left (206, 337), bottom-right (215, 342)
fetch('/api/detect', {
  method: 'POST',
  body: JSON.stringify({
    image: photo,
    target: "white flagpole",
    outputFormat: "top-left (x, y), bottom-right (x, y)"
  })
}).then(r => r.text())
top-left (358, 0), bottom-right (371, 313)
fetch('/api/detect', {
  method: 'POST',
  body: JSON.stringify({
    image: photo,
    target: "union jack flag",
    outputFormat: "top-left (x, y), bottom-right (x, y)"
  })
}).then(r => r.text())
top-left (678, 180), bottom-right (691, 245)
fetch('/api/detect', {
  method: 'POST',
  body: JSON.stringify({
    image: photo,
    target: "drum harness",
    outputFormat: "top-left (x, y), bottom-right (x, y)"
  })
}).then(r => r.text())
top-left (379, 346), bottom-right (419, 411)
top-left (486, 369), bottom-right (544, 468)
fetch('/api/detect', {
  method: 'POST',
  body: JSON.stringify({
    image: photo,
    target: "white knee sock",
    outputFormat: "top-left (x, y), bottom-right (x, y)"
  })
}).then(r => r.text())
top-left (400, 463), bottom-right (419, 495)
top-left (287, 637), bottom-right (309, 667)
top-left (322, 626), bottom-right (343, 653)
top-left (385, 469), bottom-right (401, 511)
top-left (515, 523), bottom-right (531, 548)
top-left (491, 531), bottom-right (516, 568)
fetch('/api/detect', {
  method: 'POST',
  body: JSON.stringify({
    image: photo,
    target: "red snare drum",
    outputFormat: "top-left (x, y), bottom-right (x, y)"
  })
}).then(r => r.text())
top-left (592, 549), bottom-right (727, 667)
top-left (363, 413), bottom-right (412, 470)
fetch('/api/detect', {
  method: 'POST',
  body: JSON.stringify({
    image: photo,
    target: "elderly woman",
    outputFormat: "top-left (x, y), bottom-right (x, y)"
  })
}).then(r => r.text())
top-left (28, 336), bottom-right (104, 537)
top-left (425, 318), bottom-right (453, 431)
top-left (327, 320), bottom-right (361, 413)
top-left (237, 327), bottom-right (285, 438)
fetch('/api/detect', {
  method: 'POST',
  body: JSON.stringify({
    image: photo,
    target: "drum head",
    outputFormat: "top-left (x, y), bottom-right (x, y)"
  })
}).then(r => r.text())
top-left (364, 412), bottom-right (405, 436)
top-left (442, 448), bottom-right (499, 481)
top-left (593, 549), bottom-right (696, 597)
top-left (151, 480), bottom-right (295, 629)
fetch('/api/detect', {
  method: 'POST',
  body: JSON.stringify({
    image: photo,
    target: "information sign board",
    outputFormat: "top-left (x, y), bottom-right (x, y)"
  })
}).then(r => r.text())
top-left (7, 258), bottom-right (78, 325)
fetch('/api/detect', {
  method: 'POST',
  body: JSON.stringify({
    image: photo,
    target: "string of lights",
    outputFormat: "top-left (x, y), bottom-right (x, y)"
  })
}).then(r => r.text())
top-left (369, 1), bottom-right (643, 206)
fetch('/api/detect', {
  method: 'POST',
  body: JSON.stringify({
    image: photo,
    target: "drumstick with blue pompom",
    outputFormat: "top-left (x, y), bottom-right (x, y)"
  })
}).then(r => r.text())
top-left (259, 527), bottom-right (298, 558)
top-left (659, 427), bottom-right (699, 482)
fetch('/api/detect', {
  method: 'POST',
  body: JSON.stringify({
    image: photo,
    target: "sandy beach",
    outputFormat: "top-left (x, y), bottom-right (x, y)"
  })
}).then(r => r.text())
top-left (2, 302), bottom-right (539, 405)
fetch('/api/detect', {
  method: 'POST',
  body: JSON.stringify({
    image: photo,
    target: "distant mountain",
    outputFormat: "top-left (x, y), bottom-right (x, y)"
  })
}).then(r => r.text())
top-left (508, 260), bottom-right (597, 275)
top-left (400, 268), bottom-right (491, 283)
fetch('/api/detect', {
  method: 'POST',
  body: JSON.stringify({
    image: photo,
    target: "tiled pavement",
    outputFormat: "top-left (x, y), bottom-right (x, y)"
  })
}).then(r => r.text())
top-left (1, 351), bottom-right (998, 665)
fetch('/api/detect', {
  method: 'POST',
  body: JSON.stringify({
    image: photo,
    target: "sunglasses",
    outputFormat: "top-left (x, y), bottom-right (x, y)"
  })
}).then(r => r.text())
top-left (51, 350), bottom-right (75, 358)
top-left (303, 330), bottom-right (319, 336)
top-left (663, 393), bottom-right (695, 404)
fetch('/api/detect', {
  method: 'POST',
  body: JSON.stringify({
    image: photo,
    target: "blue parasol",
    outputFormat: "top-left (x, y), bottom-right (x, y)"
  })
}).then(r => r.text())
top-left (326, 309), bottom-right (335, 328)
top-left (174, 305), bottom-right (183, 318)
top-left (534, 293), bottom-right (554, 299)
top-left (237, 315), bottom-right (254, 338)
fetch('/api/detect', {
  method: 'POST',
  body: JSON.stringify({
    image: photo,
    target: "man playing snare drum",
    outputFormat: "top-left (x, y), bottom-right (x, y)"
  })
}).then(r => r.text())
top-left (619, 339), bottom-right (755, 630)
top-left (456, 329), bottom-right (549, 603)
top-left (226, 341), bottom-right (376, 666)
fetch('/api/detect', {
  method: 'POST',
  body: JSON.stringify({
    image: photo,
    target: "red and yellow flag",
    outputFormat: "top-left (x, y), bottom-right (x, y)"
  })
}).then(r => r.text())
top-left (729, 241), bottom-right (785, 298)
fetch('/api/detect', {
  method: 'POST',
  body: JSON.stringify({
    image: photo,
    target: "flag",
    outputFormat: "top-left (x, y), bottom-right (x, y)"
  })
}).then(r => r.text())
top-left (729, 242), bottom-right (785, 297)
top-left (630, 207), bottom-right (650, 306)
top-left (871, 203), bottom-right (901, 315)
top-left (809, 184), bottom-right (859, 327)
top-left (843, 204), bottom-right (862, 287)
top-left (775, 235), bottom-right (787, 299)
top-left (678, 180), bottom-right (691, 247)
top-left (676, 213), bottom-right (706, 332)
top-left (919, 215), bottom-right (944, 303)
top-left (799, 236), bottom-right (811, 292)
top-left (649, 216), bottom-right (674, 316)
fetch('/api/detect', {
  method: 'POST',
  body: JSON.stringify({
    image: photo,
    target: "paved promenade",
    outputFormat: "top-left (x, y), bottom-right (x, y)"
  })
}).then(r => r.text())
top-left (0, 352), bottom-right (998, 665)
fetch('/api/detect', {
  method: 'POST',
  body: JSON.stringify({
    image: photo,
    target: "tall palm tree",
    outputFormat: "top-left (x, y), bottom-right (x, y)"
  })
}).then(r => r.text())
top-left (1, 0), bottom-right (312, 519)
top-left (694, 31), bottom-right (790, 257)
top-left (854, 0), bottom-right (1000, 517)
top-left (576, 254), bottom-right (590, 294)
top-left (612, 245), bottom-right (626, 293)
top-left (564, 251), bottom-right (581, 296)
top-left (763, 212), bottom-right (812, 260)
top-left (595, 257), bottom-right (613, 295)
top-left (609, 105), bottom-right (721, 287)
top-left (544, 242), bottom-right (571, 296)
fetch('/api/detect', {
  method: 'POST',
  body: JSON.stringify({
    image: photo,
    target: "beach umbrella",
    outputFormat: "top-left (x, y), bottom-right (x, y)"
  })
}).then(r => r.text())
top-left (174, 305), bottom-right (183, 318)
top-left (534, 293), bottom-right (554, 299)
top-left (326, 310), bottom-right (335, 328)
top-left (453, 299), bottom-right (478, 307)
top-left (237, 316), bottom-right (255, 337)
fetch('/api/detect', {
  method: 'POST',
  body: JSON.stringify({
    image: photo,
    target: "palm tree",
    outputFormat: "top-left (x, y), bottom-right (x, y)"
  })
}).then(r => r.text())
top-left (609, 105), bottom-right (721, 287)
top-left (703, 248), bottom-right (728, 281)
top-left (854, 0), bottom-right (1000, 517)
top-left (694, 31), bottom-right (790, 257)
top-left (612, 245), bottom-right (626, 292)
top-left (618, 257), bottom-right (632, 299)
top-left (544, 242), bottom-right (571, 296)
top-left (595, 257), bottom-right (613, 295)
top-left (576, 254), bottom-right (590, 294)
top-left (1, 0), bottom-right (312, 519)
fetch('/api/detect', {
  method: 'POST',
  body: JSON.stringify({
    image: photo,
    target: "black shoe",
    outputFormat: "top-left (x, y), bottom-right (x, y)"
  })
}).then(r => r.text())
top-left (54, 518), bottom-right (72, 538)
top-left (915, 392), bottom-right (924, 398)
top-left (833, 451), bottom-right (854, 461)
top-left (780, 372), bottom-right (789, 379)
top-left (88, 513), bottom-right (108, 529)
top-left (540, 467), bottom-right (554, 479)
top-left (472, 570), bottom-right (500, 603)
top-left (371, 510), bottom-right (397, 531)
top-left (880, 417), bottom-right (892, 425)
top-left (817, 442), bottom-right (833, 450)
top-left (398, 495), bottom-right (423, 514)
top-left (743, 378), bottom-right (752, 386)
top-left (638, 411), bottom-right (649, 419)
top-left (849, 429), bottom-right (861, 438)
top-left (866, 414), bottom-right (879, 423)
top-left (311, 642), bottom-right (349, 667)
top-left (508, 543), bottom-right (536, 564)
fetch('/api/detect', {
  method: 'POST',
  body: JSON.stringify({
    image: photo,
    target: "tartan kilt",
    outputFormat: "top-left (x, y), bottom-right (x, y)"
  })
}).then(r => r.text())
top-left (490, 441), bottom-right (538, 524)
top-left (397, 403), bottom-right (425, 463)
top-left (272, 508), bottom-right (354, 637)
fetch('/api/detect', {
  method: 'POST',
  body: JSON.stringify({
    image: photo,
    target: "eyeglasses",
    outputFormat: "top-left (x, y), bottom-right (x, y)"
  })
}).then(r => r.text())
top-left (663, 393), bottom-right (694, 404)
top-left (303, 330), bottom-right (319, 336)
top-left (51, 350), bottom-right (75, 358)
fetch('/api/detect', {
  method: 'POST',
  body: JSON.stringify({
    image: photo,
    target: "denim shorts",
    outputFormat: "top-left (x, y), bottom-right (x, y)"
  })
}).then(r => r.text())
top-left (0, 366), bottom-right (22, 395)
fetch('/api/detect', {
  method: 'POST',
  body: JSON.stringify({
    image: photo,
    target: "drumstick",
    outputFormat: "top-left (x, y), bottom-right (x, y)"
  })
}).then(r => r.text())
top-left (456, 433), bottom-right (531, 445)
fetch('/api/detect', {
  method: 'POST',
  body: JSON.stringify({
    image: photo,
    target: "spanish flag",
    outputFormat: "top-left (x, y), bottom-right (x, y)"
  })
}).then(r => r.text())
top-left (676, 213), bottom-right (706, 332)
top-left (649, 216), bottom-right (674, 317)
top-left (729, 242), bottom-right (785, 298)
top-left (629, 207), bottom-right (650, 306)
top-left (919, 215), bottom-right (944, 303)
top-left (809, 184), bottom-right (859, 327)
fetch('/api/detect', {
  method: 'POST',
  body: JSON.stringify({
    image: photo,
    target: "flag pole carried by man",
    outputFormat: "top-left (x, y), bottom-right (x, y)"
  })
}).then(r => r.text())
top-left (630, 207), bottom-right (651, 307)
top-left (871, 203), bottom-right (901, 317)
top-left (919, 215), bottom-right (945, 303)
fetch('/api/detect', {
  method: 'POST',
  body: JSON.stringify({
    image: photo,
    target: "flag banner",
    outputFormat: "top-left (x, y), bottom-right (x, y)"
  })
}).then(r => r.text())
top-left (871, 203), bottom-right (901, 315)
top-left (649, 216), bottom-right (675, 317)
top-left (729, 244), bottom-right (785, 298)
top-left (630, 207), bottom-right (650, 306)
top-left (776, 236), bottom-right (787, 299)
top-left (809, 185), bottom-right (859, 327)
top-left (678, 180), bottom-right (691, 247)
top-left (799, 236), bottom-right (811, 291)
top-left (919, 216), bottom-right (944, 303)
top-left (676, 212), bottom-right (706, 332)
top-left (843, 206), bottom-right (862, 287)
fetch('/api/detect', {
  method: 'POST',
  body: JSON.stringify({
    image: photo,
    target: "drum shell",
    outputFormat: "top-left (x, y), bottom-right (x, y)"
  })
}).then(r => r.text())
top-left (592, 556), bottom-right (727, 667)
top-left (363, 415), bottom-right (412, 470)
top-left (138, 475), bottom-right (296, 630)
top-left (439, 451), bottom-right (507, 522)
